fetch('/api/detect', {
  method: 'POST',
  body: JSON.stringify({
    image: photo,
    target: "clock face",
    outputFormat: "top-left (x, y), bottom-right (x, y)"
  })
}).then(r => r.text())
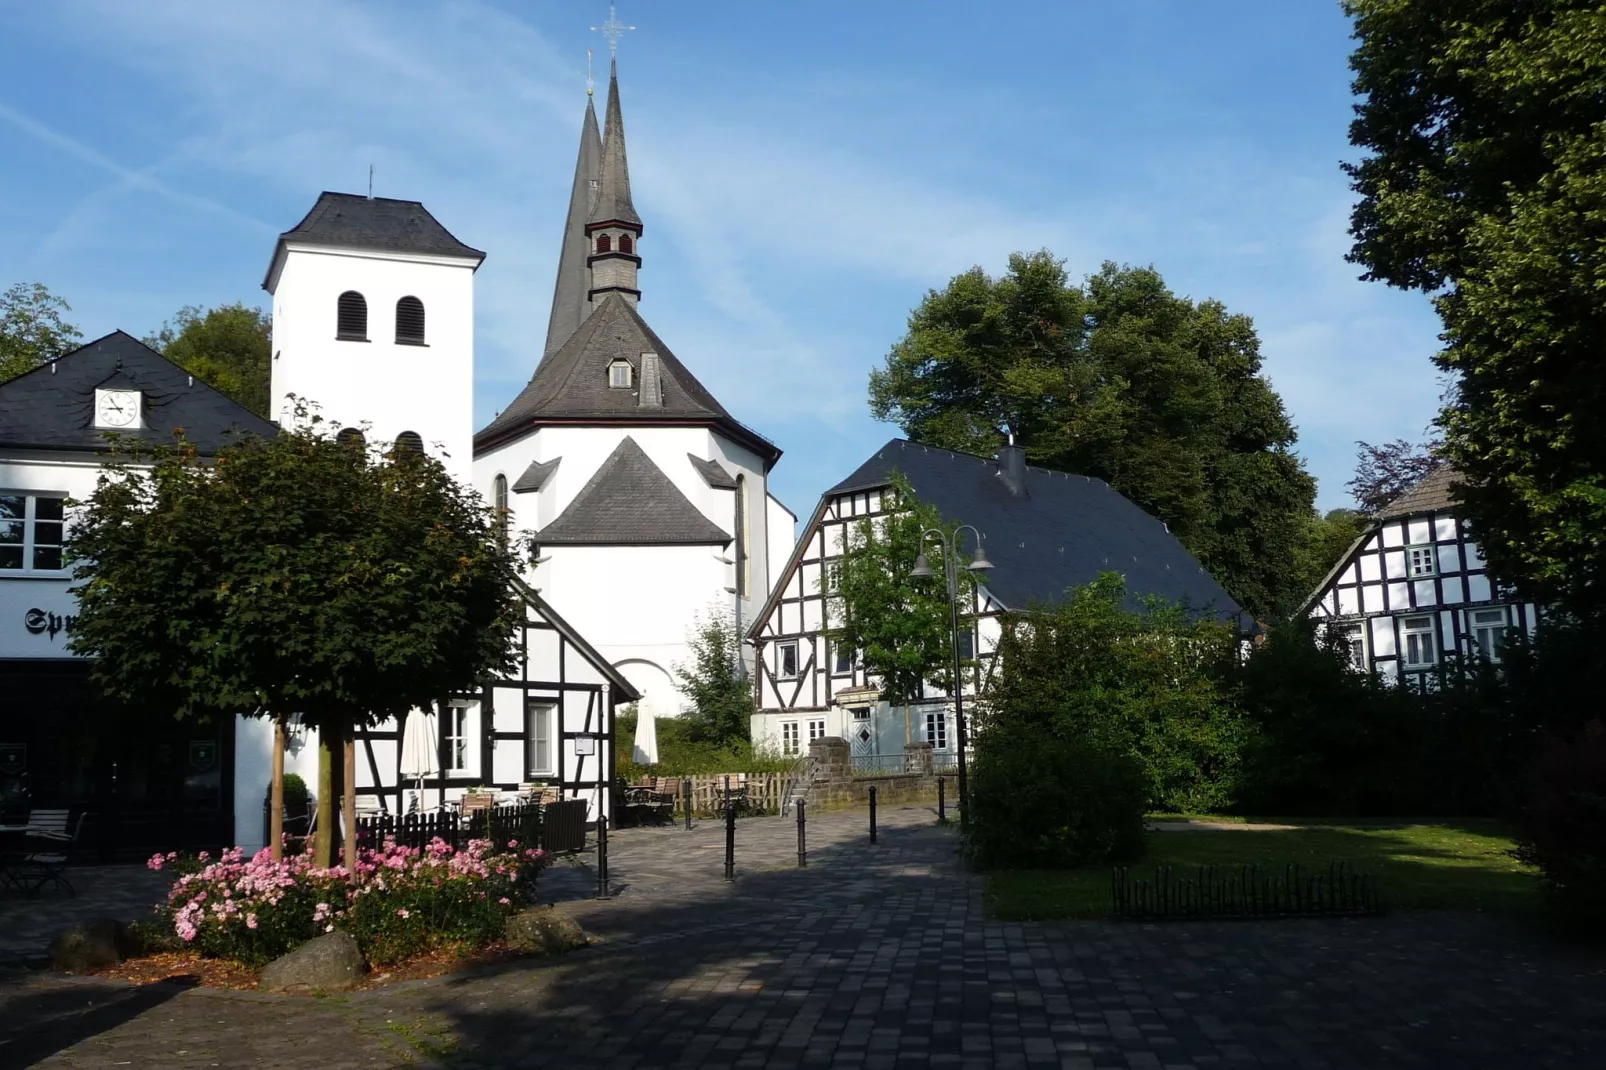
top-left (96, 390), bottom-right (139, 428)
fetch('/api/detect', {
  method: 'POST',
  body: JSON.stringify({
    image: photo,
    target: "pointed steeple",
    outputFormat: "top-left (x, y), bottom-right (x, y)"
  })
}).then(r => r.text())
top-left (543, 96), bottom-right (603, 360)
top-left (588, 59), bottom-right (640, 229)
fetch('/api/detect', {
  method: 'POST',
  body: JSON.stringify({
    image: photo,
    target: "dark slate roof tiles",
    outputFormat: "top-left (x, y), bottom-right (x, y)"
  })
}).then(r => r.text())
top-left (536, 437), bottom-right (729, 545)
top-left (688, 453), bottom-right (738, 489)
top-left (511, 457), bottom-right (561, 494)
top-left (270, 192), bottom-right (485, 269)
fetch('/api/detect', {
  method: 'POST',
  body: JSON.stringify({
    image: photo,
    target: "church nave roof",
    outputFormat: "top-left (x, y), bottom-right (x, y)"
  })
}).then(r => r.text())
top-left (534, 436), bottom-right (731, 546)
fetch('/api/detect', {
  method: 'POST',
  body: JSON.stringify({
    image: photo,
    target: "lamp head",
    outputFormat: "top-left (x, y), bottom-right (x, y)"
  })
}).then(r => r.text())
top-left (967, 545), bottom-right (993, 572)
top-left (910, 552), bottom-right (935, 580)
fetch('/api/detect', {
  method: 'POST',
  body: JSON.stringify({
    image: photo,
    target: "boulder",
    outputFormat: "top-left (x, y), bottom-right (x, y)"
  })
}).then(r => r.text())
top-left (49, 919), bottom-right (135, 972)
top-left (259, 931), bottom-right (365, 993)
top-left (504, 907), bottom-right (589, 955)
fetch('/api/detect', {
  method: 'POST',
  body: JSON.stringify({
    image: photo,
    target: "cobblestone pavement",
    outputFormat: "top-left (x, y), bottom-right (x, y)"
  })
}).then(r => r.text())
top-left (0, 864), bottom-right (169, 961)
top-left (6, 804), bottom-right (1606, 1069)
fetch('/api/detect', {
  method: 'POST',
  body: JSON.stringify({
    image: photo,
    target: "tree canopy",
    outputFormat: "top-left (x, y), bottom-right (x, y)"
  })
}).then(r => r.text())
top-left (1348, 439), bottom-right (1441, 516)
top-left (673, 607), bottom-right (755, 748)
top-left (869, 253), bottom-right (1317, 620)
top-left (144, 303), bottom-right (272, 417)
top-left (1345, 0), bottom-right (1606, 618)
top-left (0, 282), bottom-right (82, 383)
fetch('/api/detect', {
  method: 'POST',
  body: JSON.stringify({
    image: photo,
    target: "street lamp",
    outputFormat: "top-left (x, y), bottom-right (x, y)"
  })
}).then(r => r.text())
top-left (912, 525), bottom-right (990, 827)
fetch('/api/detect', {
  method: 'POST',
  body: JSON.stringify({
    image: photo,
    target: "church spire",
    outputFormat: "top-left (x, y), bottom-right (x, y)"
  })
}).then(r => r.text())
top-left (585, 58), bottom-right (644, 309)
top-left (542, 91), bottom-right (602, 360)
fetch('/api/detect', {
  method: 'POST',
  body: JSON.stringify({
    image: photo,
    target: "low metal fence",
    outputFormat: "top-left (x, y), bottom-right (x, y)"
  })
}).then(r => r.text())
top-left (357, 800), bottom-right (558, 853)
top-left (849, 753), bottom-right (920, 776)
top-left (1111, 862), bottom-right (1380, 920)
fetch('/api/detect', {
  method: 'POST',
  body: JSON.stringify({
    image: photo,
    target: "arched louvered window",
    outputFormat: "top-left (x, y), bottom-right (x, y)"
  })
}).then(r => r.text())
top-left (395, 296), bottom-right (426, 345)
top-left (619, 233), bottom-right (634, 254)
top-left (394, 431), bottom-right (424, 455)
top-left (493, 473), bottom-right (509, 543)
top-left (336, 291), bottom-right (368, 341)
top-left (596, 234), bottom-right (612, 254)
top-left (335, 428), bottom-right (366, 449)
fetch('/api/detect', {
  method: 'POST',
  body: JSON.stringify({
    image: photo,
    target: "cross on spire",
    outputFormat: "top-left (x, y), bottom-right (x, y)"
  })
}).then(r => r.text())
top-left (587, 48), bottom-right (595, 96)
top-left (592, 3), bottom-right (634, 57)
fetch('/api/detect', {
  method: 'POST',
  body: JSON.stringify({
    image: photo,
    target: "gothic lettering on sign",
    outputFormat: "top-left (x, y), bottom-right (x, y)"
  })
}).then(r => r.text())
top-left (24, 608), bottom-right (78, 641)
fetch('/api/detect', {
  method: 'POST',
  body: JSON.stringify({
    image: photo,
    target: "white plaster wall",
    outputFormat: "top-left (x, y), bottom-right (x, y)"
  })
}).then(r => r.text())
top-left (766, 492), bottom-right (797, 602)
top-left (232, 717), bottom-right (322, 854)
top-left (270, 244), bottom-right (477, 484)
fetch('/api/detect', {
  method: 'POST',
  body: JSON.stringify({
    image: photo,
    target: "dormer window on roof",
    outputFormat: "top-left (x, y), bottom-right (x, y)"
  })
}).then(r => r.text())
top-left (608, 360), bottom-right (633, 389)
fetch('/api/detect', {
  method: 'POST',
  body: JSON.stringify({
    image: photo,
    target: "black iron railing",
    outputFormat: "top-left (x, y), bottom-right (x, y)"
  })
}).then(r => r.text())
top-left (1111, 863), bottom-right (1380, 920)
top-left (357, 801), bottom-right (555, 853)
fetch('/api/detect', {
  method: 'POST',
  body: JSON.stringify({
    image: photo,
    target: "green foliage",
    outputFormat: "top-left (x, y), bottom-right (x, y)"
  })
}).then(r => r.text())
top-left (0, 281), bottom-right (81, 383)
top-left (967, 729), bottom-right (1148, 870)
top-left (829, 475), bottom-right (971, 704)
top-left (1289, 508), bottom-right (1369, 602)
top-left (1515, 721), bottom-right (1606, 934)
top-left (869, 253), bottom-right (1318, 620)
top-left (981, 573), bottom-right (1245, 814)
top-left (1345, 0), bottom-right (1606, 619)
top-left (616, 710), bottom-right (790, 781)
top-left (673, 607), bottom-right (755, 747)
top-left (144, 303), bottom-right (272, 416)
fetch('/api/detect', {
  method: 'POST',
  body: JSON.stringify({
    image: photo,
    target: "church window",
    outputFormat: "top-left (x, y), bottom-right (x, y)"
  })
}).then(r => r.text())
top-left (619, 233), bottom-right (634, 254)
top-left (608, 360), bottom-right (633, 388)
top-left (735, 475), bottom-right (750, 598)
top-left (336, 428), bottom-right (366, 449)
top-left (336, 291), bottom-right (368, 341)
top-left (596, 234), bottom-right (612, 254)
top-left (395, 296), bottom-right (426, 345)
top-left (493, 474), bottom-right (509, 543)
top-left (394, 431), bottom-right (424, 455)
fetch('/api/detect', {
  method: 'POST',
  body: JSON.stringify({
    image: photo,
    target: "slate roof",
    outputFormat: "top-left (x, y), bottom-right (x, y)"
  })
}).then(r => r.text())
top-left (536, 437), bottom-right (730, 546)
top-left (0, 331), bottom-right (277, 454)
top-left (1380, 463), bottom-right (1460, 519)
top-left (688, 453), bottom-right (738, 489)
top-left (544, 98), bottom-right (602, 360)
top-left (758, 439), bottom-right (1246, 629)
top-left (475, 293), bottom-right (780, 464)
top-left (264, 192), bottom-right (484, 288)
top-left (588, 61), bottom-right (641, 229)
top-left (511, 457), bottom-right (561, 494)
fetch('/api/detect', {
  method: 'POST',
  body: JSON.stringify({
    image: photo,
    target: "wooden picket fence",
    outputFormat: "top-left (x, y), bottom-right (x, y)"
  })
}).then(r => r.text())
top-left (624, 773), bottom-right (787, 819)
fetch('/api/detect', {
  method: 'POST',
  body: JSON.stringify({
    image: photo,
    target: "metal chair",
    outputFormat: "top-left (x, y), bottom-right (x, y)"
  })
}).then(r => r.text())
top-left (20, 811), bottom-right (88, 896)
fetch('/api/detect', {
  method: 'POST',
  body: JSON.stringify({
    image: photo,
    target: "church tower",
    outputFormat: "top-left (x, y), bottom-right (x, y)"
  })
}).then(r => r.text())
top-left (584, 61), bottom-right (643, 311)
top-left (544, 93), bottom-right (601, 359)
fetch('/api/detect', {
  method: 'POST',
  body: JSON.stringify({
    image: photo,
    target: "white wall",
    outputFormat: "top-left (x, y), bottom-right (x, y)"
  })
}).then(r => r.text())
top-left (270, 244), bottom-right (477, 484)
top-left (232, 717), bottom-right (322, 854)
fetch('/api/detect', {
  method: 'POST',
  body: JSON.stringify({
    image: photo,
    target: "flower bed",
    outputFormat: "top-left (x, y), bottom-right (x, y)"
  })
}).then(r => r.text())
top-left (149, 836), bottom-right (548, 967)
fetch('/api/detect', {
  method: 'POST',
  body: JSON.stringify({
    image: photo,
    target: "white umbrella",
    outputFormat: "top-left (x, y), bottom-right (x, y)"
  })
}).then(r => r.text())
top-left (400, 709), bottom-right (439, 810)
top-left (633, 704), bottom-right (659, 765)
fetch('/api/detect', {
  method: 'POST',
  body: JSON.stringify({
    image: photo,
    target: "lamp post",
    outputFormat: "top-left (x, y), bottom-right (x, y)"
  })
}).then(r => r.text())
top-left (910, 525), bottom-right (990, 828)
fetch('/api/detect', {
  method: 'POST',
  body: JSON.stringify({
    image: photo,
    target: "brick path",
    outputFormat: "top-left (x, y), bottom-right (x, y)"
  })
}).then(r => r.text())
top-left (5, 804), bottom-right (1606, 1068)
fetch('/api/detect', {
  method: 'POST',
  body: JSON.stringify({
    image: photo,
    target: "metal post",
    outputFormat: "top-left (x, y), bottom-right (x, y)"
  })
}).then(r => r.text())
top-left (723, 776), bottom-right (735, 881)
top-left (683, 777), bottom-right (693, 830)
top-left (596, 814), bottom-right (610, 899)
top-left (937, 776), bottom-right (946, 822)
top-left (869, 786), bottom-right (878, 844)
top-left (796, 800), bottom-right (807, 868)
top-left (945, 546), bottom-right (971, 830)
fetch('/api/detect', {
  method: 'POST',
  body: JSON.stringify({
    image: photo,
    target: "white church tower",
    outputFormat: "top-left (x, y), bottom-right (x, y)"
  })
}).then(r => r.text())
top-left (474, 58), bottom-right (795, 719)
top-left (263, 193), bottom-right (485, 482)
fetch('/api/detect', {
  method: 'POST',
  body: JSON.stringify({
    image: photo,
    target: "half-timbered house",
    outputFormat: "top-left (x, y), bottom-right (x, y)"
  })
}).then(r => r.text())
top-left (1304, 465), bottom-right (1541, 685)
top-left (747, 439), bottom-right (1248, 768)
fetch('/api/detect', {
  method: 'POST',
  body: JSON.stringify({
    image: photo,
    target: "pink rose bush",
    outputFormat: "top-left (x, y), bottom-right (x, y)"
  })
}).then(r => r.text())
top-left (150, 837), bottom-right (549, 966)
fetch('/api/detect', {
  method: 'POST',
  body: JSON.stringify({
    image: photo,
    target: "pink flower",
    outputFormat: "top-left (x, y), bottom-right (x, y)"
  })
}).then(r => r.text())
top-left (498, 897), bottom-right (510, 905)
top-left (396, 908), bottom-right (410, 919)
top-left (245, 913), bottom-right (258, 930)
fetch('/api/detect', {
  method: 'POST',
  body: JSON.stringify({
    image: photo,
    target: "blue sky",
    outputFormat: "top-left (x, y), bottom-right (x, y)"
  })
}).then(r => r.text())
top-left (0, 1), bottom-right (1443, 515)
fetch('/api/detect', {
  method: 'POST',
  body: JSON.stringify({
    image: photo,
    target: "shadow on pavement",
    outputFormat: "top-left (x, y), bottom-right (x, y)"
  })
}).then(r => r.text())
top-left (0, 973), bottom-right (199, 1068)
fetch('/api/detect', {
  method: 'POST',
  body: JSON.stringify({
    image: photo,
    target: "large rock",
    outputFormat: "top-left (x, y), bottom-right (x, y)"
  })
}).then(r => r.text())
top-left (49, 919), bottom-right (134, 972)
top-left (504, 907), bottom-right (589, 955)
top-left (259, 931), bottom-right (365, 993)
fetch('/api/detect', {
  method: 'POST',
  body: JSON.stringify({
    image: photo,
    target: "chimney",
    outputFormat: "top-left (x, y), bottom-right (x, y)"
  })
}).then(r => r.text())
top-left (998, 444), bottom-right (1028, 497)
top-left (637, 352), bottom-right (663, 409)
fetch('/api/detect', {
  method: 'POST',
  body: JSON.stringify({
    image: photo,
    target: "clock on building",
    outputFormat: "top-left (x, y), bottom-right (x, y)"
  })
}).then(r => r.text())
top-left (94, 388), bottom-right (141, 429)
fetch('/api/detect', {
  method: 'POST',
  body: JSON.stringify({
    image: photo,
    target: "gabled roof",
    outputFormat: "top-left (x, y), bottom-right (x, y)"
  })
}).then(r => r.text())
top-left (544, 98), bottom-right (602, 360)
top-left (536, 437), bottom-right (730, 546)
top-left (474, 293), bottom-right (780, 465)
top-left (1380, 463), bottom-right (1459, 519)
top-left (264, 192), bottom-right (484, 289)
top-left (688, 453), bottom-right (738, 489)
top-left (512, 576), bottom-right (640, 702)
top-left (752, 439), bottom-right (1246, 636)
top-left (0, 331), bottom-right (277, 454)
top-left (511, 457), bottom-right (561, 494)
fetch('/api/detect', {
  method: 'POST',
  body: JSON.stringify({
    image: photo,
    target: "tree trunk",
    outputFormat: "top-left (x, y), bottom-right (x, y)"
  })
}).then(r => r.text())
top-left (270, 716), bottom-right (286, 862)
top-left (343, 732), bottom-right (358, 877)
top-left (315, 725), bottom-right (336, 868)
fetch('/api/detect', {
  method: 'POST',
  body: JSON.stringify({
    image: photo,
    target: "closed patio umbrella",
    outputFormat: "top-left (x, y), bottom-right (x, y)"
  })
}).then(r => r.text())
top-left (633, 705), bottom-right (659, 766)
top-left (400, 709), bottom-right (439, 810)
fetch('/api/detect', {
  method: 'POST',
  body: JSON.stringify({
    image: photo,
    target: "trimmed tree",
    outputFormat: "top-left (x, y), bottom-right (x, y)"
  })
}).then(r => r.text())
top-left (67, 407), bottom-right (520, 866)
top-left (674, 607), bottom-right (754, 748)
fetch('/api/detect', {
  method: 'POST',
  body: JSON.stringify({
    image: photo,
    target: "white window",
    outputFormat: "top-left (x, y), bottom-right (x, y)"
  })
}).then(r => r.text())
top-left (525, 701), bottom-right (554, 776)
top-left (444, 704), bottom-right (472, 773)
top-left (808, 719), bottom-right (826, 743)
top-left (833, 642), bottom-right (854, 674)
top-left (925, 708), bottom-right (948, 750)
top-left (1401, 615), bottom-right (1437, 669)
top-left (1335, 622), bottom-right (1367, 671)
top-left (777, 641), bottom-right (799, 678)
top-left (1470, 607), bottom-right (1509, 662)
top-left (1407, 545), bottom-right (1437, 578)
top-left (781, 721), bottom-right (800, 756)
top-left (0, 494), bottom-right (66, 572)
top-left (608, 360), bottom-right (633, 388)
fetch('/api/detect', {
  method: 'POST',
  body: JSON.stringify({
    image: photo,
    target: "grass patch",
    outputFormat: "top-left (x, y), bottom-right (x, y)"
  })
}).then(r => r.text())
top-left (984, 819), bottom-right (1539, 921)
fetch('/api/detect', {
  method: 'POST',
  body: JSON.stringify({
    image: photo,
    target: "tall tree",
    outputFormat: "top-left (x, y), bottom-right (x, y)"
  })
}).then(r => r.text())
top-left (144, 303), bottom-right (272, 417)
top-left (0, 282), bottom-right (82, 383)
top-left (1345, 0), bottom-right (1606, 618)
top-left (67, 409), bottom-right (520, 866)
top-left (674, 608), bottom-right (754, 748)
top-left (1348, 439), bottom-right (1441, 515)
top-left (870, 253), bottom-right (1317, 620)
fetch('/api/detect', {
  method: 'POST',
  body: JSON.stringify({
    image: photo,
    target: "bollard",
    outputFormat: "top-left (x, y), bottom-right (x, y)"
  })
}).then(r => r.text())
top-left (938, 776), bottom-right (946, 822)
top-left (723, 776), bottom-right (736, 881)
top-left (869, 786), bottom-right (878, 844)
top-left (683, 777), bottom-right (693, 830)
top-left (596, 814), bottom-right (610, 899)
top-left (796, 800), bottom-right (807, 868)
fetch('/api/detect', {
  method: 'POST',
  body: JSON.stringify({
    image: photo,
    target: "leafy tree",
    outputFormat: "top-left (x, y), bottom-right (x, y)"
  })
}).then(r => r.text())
top-left (828, 476), bottom-right (972, 708)
top-left (144, 303), bottom-right (272, 417)
top-left (67, 407), bottom-right (520, 866)
top-left (0, 282), bottom-right (82, 382)
top-left (1347, 439), bottom-right (1442, 515)
top-left (869, 253), bottom-right (1317, 620)
top-left (673, 608), bottom-right (754, 748)
top-left (1291, 507), bottom-right (1370, 598)
top-left (1345, 0), bottom-right (1606, 618)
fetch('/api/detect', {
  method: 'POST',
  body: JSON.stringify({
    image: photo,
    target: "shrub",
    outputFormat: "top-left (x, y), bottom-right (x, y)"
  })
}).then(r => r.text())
top-left (616, 712), bottom-right (791, 780)
top-left (149, 836), bottom-right (548, 967)
top-left (1515, 721), bottom-right (1606, 934)
top-left (966, 727), bottom-right (1148, 869)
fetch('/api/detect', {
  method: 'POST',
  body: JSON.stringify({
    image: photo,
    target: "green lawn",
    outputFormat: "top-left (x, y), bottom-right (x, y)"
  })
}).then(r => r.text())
top-left (984, 820), bottom-right (1540, 921)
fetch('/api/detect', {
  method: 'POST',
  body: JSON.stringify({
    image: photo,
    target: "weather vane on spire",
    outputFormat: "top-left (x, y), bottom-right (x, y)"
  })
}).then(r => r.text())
top-left (592, 3), bottom-right (634, 57)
